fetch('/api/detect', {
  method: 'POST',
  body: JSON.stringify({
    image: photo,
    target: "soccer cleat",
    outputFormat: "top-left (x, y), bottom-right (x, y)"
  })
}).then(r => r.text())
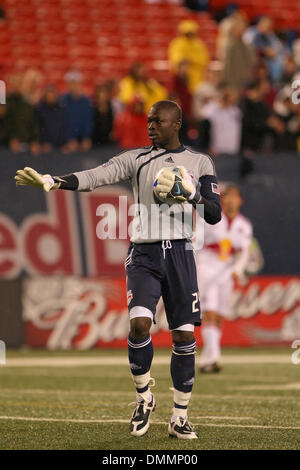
top-left (199, 362), bottom-right (222, 374)
top-left (168, 416), bottom-right (198, 439)
top-left (129, 393), bottom-right (156, 437)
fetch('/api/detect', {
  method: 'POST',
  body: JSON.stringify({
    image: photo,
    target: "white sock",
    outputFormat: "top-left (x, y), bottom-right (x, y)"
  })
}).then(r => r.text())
top-left (200, 324), bottom-right (222, 366)
top-left (171, 388), bottom-right (191, 422)
top-left (132, 371), bottom-right (153, 402)
top-left (136, 389), bottom-right (152, 402)
top-left (171, 407), bottom-right (188, 422)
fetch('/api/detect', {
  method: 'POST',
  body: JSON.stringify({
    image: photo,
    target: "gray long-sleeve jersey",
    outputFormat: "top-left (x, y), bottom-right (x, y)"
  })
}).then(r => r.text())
top-left (71, 145), bottom-right (221, 243)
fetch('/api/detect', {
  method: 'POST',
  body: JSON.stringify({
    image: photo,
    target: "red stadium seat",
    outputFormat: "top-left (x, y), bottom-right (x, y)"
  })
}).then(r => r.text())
top-left (7, 0), bottom-right (299, 93)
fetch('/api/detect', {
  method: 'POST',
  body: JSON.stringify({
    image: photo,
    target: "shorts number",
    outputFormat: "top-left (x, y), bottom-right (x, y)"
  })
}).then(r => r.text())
top-left (192, 292), bottom-right (199, 313)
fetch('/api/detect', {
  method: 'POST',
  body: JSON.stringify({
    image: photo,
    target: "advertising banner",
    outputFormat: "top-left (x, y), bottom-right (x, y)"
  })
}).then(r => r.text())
top-left (23, 275), bottom-right (300, 348)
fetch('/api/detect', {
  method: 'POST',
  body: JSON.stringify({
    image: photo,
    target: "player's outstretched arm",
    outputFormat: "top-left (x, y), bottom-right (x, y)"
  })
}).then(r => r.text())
top-left (15, 150), bottom-right (136, 193)
top-left (15, 167), bottom-right (80, 192)
top-left (15, 167), bottom-right (61, 192)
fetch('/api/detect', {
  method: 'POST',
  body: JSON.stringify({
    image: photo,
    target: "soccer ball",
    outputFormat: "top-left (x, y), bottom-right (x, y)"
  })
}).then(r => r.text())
top-left (153, 166), bottom-right (195, 205)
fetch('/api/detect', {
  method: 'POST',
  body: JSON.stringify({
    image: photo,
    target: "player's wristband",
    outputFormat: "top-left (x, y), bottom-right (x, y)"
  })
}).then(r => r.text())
top-left (188, 184), bottom-right (202, 205)
top-left (53, 174), bottom-right (79, 190)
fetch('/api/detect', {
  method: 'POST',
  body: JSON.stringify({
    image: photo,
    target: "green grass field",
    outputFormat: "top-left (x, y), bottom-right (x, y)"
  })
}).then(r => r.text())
top-left (0, 347), bottom-right (299, 450)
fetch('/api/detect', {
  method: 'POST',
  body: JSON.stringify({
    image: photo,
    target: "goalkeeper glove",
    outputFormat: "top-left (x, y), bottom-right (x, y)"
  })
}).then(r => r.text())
top-left (15, 167), bottom-right (61, 192)
top-left (154, 166), bottom-right (201, 203)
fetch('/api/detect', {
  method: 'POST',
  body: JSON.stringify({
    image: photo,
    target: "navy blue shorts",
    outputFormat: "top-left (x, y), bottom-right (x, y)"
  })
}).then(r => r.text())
top-left (125, 239), bottom-right (201, 330)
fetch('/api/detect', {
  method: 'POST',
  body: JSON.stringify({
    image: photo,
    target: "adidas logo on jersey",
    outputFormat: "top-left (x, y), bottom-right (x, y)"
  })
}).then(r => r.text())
top-left (164, 156), bottom-right (175, 164)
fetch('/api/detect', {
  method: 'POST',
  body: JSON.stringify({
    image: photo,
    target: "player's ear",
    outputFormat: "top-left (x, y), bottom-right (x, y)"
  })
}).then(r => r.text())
top-left (174, 119), bottom-right (182, 131)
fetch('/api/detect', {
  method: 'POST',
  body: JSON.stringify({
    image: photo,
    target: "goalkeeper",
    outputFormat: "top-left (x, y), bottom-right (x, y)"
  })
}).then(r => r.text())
top-left (15, 100), bottom-right (221, 440)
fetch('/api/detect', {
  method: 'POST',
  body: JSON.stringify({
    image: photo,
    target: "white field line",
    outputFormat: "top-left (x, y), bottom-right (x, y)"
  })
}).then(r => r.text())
top-left (0, 415), bottom-right (299, 430)
top-left (0, 389), bottom-right (298, 401)
top-left (233, 383), bottom-right (300, 391)
top-left (187, 416), bottom-right (255, 421)
top-left (2, 354), bottom-right (292, 368)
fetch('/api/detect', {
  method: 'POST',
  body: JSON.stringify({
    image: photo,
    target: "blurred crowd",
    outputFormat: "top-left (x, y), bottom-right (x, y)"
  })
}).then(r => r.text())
top-left (1, 9), bottom-right (300, 177)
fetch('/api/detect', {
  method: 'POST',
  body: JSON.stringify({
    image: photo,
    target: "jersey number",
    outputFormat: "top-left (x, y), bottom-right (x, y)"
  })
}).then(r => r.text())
top-left (192, 292), bottom-right (199, 313)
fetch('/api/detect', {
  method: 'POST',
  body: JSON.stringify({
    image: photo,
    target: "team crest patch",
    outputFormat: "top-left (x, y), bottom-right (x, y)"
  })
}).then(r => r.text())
top-left (127, 289), bottom-right (133, 306)
top-left (211, 183), bottom-right (220, 195)
top-left (187, 169), bottom-right (195, 180)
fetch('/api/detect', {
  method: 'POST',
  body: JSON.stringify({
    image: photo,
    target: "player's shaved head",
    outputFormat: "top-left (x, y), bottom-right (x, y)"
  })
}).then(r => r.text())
top-left (151, 100), bottom-right (182, 123)
top-left (147, 100), bottom-right (183, 150)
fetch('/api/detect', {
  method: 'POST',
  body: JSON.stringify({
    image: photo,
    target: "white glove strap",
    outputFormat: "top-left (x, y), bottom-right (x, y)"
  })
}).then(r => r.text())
top-left (188, 187), bottom-right (196, 200)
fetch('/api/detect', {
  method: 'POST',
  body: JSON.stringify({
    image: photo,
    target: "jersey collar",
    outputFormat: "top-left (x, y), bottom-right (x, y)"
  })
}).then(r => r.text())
top-left (153, 145), bottom-right (186, 154)
top-left (223, 211), bottom-right (238, 229)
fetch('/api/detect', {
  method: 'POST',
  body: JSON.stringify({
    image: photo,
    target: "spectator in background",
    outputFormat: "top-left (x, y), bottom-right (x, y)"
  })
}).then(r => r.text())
top-left (92, 84), bottom-right (114, 146)
top-left (222, 17), bottom-right (256, 90)
top-left (201, 84), bottom-right (242, 155)
top-left (4, 73), bottom-right (39, 155)
top-left (105, 79), bottom-right (123, 116)
top-left (253, 63), bottom-right (276, 107)
top-left (168, 20), bottom-right (210, 92)
top-left (61, 70), bottom-right (93, 152)
top-left (37, 85), bottom-right (67, 153)
top-left (168, 61), bottom-right (194, 145)
top-left (193, 61), bottom-right (223, 148)
top-left (169, 60), bottom-right (192, 120)
top-left (240, 78), bottom-right (285, 176)
top-left (113, 97), bottom-right (150, 149)
top-left (243, 18), bottom-right (258, 46)
top-left (193, 60), bottom-right (223, 120)
top-left (216, 5), bottom-right (246, 61)
top-left (247, 16), bottom-right (286, 83)
top-left (21, 68), bottom-right (44, 105)
top-left (118, 62), bottom-right (167, 113)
